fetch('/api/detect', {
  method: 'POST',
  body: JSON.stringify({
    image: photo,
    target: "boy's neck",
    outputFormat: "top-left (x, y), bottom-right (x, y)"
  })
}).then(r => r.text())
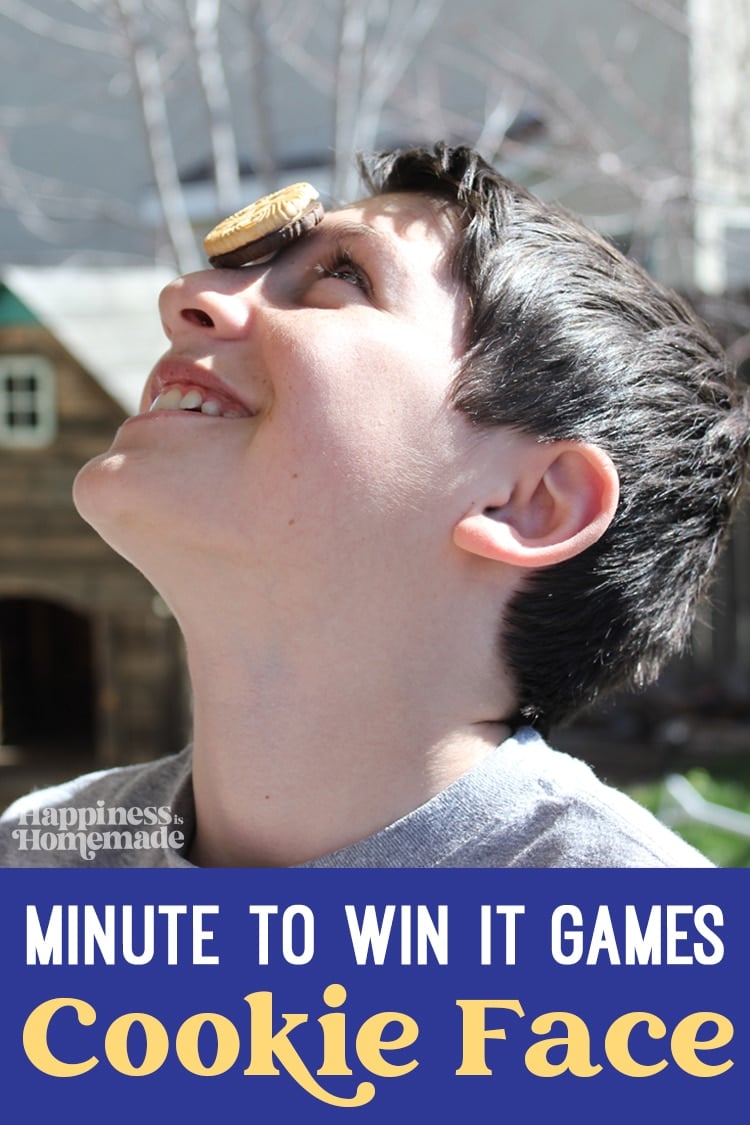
top-left (181, 614), bottom-right (511, 867)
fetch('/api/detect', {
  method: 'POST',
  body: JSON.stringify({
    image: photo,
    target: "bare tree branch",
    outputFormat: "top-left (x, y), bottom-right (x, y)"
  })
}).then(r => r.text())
top-left (332, 0), bottom-right (369, 198)
top-left (0, 0), bottom-right (118, 50)
top-left (0, 144), bottom-right (65, 241)
top-left (356, 0), bottom-right (444, 149)
top-left (0, 0), bottom-right (746, 306)
top-left (185, 0), bottom-right (242, 213)
top-left (114, 0), bottom-right (201, 271)
top-left (331, 0), bottom-right (445, 199)
top-left (625, 0), bottom-right (689, 36)
top-left (262, 0), bottom-right (334, 96)
top-left (245, 0), bottom-right (279, 193)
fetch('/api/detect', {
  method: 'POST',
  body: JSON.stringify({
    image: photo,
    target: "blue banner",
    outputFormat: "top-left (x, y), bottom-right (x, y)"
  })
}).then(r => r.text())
top-left (1, 869), bottom-right (746, 1121)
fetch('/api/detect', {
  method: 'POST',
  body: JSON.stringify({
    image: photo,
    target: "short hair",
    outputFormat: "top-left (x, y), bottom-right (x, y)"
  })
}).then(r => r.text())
top-left (360, 143), bottom-right (750, 732)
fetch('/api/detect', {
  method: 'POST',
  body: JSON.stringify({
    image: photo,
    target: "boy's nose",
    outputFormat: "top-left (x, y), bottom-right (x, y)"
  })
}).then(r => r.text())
top-left (158, 269), bottom-right (262, 342)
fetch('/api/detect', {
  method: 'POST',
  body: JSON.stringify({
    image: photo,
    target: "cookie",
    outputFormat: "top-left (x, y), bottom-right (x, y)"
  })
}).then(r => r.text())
top-left (204, 182), bottom-right (324, 268)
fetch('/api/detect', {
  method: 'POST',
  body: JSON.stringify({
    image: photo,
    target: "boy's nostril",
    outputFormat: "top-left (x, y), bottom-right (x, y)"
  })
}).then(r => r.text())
top-left (182, 308), bottom-right (215, 328)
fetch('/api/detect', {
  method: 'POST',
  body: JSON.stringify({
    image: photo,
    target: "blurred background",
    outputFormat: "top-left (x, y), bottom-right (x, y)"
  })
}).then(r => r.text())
top-left (0, 0), bottom-right (748, 861)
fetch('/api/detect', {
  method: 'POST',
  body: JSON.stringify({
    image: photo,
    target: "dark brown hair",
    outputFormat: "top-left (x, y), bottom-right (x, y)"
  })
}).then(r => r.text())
top-left (361, 143), bottom-right (750, 731)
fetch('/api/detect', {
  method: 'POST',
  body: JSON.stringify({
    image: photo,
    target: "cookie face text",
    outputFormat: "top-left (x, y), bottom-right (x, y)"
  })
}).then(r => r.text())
top-left (23, 986), bottom-right (733, 1107)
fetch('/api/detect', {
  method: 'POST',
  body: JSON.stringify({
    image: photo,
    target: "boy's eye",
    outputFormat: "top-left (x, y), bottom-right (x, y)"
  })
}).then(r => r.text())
top-left (314, 247), bottom-right (371, 295)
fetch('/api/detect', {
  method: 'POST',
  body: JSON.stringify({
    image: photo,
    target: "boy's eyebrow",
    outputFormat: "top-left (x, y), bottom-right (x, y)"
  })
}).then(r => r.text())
top-left (309, 217), bottom-right (404, 272)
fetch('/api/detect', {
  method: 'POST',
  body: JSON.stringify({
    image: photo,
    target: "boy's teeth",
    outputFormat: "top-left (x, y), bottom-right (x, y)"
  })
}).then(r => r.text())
top-left (155, 387), bottom-right (183, 409)
top-left (200, 399), bottom-right (222, 415)
top-left (149, 384), bottom-right (247, 418)
top-left (179, 389), bottom-right (203, 409)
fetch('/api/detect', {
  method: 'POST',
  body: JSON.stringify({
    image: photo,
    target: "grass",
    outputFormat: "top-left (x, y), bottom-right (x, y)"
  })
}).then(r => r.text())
top-left (629, 769), bottom-right (750, 867)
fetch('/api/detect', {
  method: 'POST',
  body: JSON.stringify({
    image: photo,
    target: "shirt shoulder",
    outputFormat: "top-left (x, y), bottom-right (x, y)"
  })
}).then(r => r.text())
top-left (461, 728), bottom-right (713, 868)
top-left (0, 749), bottom-right (194, 867)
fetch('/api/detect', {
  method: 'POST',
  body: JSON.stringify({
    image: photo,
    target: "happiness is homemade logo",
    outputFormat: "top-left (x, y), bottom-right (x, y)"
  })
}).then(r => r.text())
top-left (11, 802), bottom-right (184, 861)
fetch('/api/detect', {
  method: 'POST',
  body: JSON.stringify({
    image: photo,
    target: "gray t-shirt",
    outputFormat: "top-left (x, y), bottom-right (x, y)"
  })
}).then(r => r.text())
top-left (0, 727), bottom-right (711, 867)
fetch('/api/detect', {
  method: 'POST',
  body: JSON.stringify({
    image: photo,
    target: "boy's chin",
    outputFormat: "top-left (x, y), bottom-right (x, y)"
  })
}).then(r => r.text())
top-left (73, 453), bottom-right (150, 565)
top-left (73, 450), bottom-right (120, 524)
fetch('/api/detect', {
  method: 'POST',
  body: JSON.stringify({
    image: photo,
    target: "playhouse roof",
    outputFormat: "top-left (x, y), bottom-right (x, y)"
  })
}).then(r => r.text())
top-left (2, 266), bottom-right (174, 414)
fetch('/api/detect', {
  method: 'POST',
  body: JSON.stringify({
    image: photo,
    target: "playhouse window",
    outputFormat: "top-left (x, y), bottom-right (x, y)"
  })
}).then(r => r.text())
top-left (0, 356), bottom-right (56, 448)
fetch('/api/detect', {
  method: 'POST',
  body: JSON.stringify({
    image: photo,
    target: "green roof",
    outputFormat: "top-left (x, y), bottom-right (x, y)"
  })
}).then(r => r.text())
top-left (0, 284), bottom-right (40, 326)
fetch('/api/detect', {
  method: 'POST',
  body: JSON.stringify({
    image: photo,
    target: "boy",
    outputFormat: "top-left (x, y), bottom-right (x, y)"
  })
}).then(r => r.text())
top-left (2, 143), bottom-right (748, 867)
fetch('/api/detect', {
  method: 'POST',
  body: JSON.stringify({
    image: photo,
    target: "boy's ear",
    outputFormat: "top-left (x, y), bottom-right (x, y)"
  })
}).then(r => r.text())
top-left (453, 438), bottom-right (619, 568)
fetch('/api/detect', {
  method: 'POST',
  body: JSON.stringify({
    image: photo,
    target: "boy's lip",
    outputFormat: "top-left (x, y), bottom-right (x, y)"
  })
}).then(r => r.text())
top-left (144, 356), bottom-right (259, 417)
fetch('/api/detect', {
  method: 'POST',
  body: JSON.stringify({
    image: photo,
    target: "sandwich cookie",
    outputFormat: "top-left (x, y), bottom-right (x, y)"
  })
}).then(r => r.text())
top-left (204, 182), bottom-right (324, 269)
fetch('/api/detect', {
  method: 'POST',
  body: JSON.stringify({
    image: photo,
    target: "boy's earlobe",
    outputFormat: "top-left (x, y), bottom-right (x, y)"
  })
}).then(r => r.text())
top-left (453, 441), bottom-right (619, 568)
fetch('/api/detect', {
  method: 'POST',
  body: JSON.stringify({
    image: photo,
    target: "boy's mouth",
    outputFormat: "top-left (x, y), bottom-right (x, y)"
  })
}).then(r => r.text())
top-left (145, 356), bottom-right (259, 419)
top-left (149, 384), bottom-right (253, 419)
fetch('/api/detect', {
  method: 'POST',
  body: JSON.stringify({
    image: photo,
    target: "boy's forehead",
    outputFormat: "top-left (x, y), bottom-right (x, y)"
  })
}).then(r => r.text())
top-left (331, 191), bottom-right (458, 242)
top-left (312, 191), bottom-right (460, 282)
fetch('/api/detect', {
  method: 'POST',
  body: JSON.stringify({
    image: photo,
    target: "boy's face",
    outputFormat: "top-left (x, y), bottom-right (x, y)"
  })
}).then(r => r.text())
top-left (74, 193), bottom-right (483, 616)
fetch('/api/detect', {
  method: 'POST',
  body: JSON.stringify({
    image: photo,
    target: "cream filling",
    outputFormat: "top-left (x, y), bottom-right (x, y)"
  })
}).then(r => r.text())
top-left (149, 384), bottom-right (248, 418)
